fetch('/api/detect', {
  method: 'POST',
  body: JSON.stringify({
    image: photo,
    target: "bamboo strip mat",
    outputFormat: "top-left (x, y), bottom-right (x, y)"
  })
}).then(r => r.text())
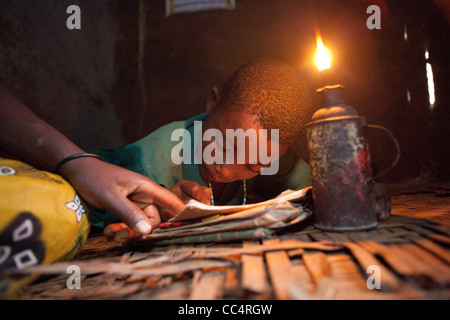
top-left (15, 187), bottom-right (450, 300)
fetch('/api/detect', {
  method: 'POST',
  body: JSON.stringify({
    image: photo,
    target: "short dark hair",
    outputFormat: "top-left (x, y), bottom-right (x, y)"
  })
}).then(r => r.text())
top-left (217, 58), bottom-right (312, 147)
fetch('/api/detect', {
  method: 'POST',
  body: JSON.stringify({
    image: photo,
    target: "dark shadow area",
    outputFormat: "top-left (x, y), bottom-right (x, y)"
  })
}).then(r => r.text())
top-left (0, 0), bottom-right (448, 189)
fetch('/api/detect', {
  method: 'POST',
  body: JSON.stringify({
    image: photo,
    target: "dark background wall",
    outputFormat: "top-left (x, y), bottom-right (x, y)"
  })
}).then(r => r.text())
top-left (0, 0), bottom-right (448, 190)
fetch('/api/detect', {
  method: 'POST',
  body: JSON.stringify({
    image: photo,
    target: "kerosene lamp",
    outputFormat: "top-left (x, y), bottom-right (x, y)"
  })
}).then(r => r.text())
top-left (305, 34), bottom-right (399, 231)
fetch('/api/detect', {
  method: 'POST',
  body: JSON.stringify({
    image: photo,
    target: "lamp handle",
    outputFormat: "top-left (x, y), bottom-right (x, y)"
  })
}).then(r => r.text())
top-left (367, 124), bottom-right (401, 180)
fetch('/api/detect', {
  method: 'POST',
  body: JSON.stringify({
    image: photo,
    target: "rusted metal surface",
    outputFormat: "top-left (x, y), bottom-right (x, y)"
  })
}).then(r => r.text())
top-left (306, 85), bottom-right (379, 231)
top-left (307, 116), bottom-right (378, 231)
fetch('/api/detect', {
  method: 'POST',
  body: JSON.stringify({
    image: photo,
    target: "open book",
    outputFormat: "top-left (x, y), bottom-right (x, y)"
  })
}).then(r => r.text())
top-left (171, 187), bottom-right (311, 222)
top-left (134, 187), bottom-right (313, 244)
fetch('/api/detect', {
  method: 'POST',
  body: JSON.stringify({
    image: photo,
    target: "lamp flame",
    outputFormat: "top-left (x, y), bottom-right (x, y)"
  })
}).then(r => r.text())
top-left (315, 35), bottom-right (332, 72)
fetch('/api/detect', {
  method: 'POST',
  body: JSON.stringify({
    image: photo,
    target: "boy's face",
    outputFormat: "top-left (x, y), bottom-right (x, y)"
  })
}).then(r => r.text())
top-left (198, 109), bottom-right (288, 183)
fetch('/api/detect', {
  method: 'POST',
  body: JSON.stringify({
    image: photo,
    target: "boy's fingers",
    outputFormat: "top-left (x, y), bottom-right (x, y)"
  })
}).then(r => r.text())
top-left (147, 182), bottom-right (185, 214)
top-left (103, 181), bottom-right (184, 235)
top-left (179, 180), bottom-right (198, 196)
top-left (142, 204), bottom-right (161, 230)
top-left (203, 188), bottom-right (212, 205)
top-left (114, 228), bottom-right (137, 243)
top-left (104, 223), bottom-right (128, 237)
top-left (105, 194), bottom-right (153, 235)
top-left (180, 181), bottom-right (210, 204)
top-left (159, 207), bottom-right (177, 222)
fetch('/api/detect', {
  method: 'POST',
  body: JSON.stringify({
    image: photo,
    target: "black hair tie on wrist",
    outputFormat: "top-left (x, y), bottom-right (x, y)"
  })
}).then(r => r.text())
top-left (55, 153), bottom-right (105, 173)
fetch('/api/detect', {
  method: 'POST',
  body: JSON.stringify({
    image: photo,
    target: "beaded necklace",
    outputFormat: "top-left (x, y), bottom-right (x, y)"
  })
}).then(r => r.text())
top-left (208, 180), bottom-right (247, 206)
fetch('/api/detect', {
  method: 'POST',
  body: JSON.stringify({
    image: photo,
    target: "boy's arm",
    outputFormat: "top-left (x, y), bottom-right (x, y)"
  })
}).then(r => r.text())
top-left (0, 83), bottom-right (83, 171)
top-left (0, 83), bottom-right (184, 235)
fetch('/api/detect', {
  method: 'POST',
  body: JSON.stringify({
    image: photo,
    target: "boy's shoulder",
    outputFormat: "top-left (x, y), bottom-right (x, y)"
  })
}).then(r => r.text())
top-left (130, 112), bottom-right (206, 151)
top-left (123, 113), bottom-right (206, 178)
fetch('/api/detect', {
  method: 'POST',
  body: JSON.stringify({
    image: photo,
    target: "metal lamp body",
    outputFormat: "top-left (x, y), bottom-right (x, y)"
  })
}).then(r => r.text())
top-left (306, 85), bottom-right (378, 231)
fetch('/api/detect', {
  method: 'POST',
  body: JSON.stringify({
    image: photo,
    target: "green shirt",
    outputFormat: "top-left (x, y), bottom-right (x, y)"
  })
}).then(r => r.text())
top-left (89, 113), bottom-right (311, 230)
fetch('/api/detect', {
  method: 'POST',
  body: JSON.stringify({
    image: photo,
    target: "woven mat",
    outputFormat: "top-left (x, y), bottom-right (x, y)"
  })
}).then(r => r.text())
top-left (14, 187), bottom-right (450, 300)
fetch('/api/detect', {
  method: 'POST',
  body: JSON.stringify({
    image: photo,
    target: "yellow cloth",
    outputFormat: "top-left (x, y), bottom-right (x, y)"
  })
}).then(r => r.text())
top-left (0, 158), bottom-right (90, 298)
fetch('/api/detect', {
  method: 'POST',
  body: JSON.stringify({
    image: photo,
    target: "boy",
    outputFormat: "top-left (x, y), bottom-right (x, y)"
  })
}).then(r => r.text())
top-left (93, 58), bottom-right (313, 239)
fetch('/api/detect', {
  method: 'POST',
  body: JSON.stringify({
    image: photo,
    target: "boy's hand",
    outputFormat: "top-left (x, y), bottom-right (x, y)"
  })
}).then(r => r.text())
top-left (158, 180), bottom-right (212, 222)
top-left (104, 223), bottom-right (137, 243)
top-left (104, 180), bottom-right (212, 243)
top-left (0, 83), bottom-right (186, 241)
top-left (170, 180), bottom-right (212, 205)
top-left (60, 158), bottom-right (185, 235)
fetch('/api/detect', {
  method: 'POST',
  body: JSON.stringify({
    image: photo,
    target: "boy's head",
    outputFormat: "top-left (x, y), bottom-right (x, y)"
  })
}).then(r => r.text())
top-left (208, 58), bottom-right (312, 146)
top-left (200, 58), bottom-right (312, 184)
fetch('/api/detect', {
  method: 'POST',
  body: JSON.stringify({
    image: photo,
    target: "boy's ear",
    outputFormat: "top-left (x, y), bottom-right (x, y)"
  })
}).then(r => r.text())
top-left (206, 86), bottom-right (219, 114)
